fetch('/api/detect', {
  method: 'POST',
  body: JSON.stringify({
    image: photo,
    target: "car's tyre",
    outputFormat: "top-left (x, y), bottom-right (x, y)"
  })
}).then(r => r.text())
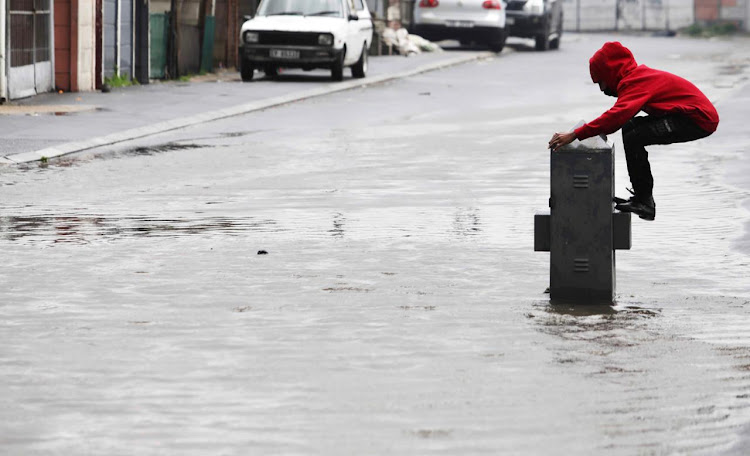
top-left (549, 15), bottom-right (562, 50)
top-left (331, 48), bottom-right (345, 81)
top-left (549, 36), bottom-right (560, 50)
top-left (489, 30), bottom-right (507, 53)
top-left (240, 58), bottom-right (255, 81)
top-left (264, 65), bottom-right (279, 78)
top-left (535, 21), bottom-right (550, 51)
top-left (351, 45), bottom-right (367, 79)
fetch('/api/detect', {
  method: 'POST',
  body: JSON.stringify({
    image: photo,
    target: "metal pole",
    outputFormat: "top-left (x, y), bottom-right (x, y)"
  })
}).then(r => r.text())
top-left (116, 0), bottom-right (121, 76)
top-left (0, 0), bottom-right (7, 102)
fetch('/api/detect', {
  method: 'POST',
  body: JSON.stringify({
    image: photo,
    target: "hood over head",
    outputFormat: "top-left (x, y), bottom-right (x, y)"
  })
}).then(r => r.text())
top-left (589, 42), bottom-right (637, 92)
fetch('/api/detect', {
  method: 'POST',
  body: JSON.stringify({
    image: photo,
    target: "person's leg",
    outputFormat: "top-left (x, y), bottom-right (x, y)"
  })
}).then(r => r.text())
top-left (622, 116), bottom-right (655, 201)
top-left (619, 114), bottom-right (712, 220)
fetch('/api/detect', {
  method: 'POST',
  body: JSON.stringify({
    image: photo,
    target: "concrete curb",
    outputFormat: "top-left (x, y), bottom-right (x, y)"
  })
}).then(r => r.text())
top-left (2, 52), bottom-right (494, 165)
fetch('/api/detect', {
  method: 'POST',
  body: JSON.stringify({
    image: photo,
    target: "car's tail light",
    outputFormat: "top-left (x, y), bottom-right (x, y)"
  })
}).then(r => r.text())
top-left (419, 0), bottom-right (439, 7)
top-left (482, 0), bottom-right (501, 9)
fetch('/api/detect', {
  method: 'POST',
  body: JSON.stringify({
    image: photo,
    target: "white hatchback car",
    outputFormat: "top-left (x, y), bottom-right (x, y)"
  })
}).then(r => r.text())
top-left (239, 0), bottom-right (373, 81)
top-left (412, 0), bottom-right (507, 52)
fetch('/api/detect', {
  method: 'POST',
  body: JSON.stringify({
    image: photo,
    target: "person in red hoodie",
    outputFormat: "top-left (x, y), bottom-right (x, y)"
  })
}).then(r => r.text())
top-left (548, 41), bottom-right (719, 221)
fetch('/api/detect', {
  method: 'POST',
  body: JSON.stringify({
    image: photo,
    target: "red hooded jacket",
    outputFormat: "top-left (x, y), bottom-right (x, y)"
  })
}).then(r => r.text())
top-left (573, 42), bottom-right (719, 140)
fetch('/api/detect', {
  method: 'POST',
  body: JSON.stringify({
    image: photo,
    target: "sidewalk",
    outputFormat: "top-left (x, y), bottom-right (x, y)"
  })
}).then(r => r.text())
top-left (0, 51), bottom-right (493, 165)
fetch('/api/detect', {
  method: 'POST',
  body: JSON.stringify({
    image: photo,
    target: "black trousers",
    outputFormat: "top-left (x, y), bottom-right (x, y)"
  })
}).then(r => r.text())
top-left (621, 114), bottom-right (712, 201)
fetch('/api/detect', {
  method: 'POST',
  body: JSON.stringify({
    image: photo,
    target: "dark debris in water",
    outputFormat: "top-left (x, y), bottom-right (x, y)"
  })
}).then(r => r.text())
top-left (400, 305), bottom-right (436, 311)
top-left (322, 287), bottom-right (371, 293)
top-left (410, 429), bottom-right (452, 439)
top-left (596, 365), bottom-right (645, 375)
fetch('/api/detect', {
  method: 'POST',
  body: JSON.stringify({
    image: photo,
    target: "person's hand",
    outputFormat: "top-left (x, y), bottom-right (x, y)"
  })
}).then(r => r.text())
top-left (548, 132), bottom-right (577, 151)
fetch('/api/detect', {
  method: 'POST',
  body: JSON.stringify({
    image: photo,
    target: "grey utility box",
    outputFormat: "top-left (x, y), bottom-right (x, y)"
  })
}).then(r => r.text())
top-left (535, 131), bottom-right (632, 305)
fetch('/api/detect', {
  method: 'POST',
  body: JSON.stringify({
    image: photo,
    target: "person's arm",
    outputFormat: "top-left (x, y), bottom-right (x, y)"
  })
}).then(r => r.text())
top-left (574, 86), bottom-right (650, 140)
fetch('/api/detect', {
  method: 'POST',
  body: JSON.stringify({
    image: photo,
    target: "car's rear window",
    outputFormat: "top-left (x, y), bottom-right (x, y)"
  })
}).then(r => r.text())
top-left (257, 0), bottom-right (344, 17)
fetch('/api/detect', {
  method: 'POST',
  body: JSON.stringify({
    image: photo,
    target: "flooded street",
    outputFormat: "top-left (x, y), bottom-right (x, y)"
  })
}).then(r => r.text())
top-left (1, 33), bottom-right (750, 454)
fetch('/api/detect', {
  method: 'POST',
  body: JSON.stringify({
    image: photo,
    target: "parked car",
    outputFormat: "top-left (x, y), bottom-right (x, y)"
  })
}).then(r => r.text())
top-left (411, 0), bottom-right (507, 53)
top-left (239, 0), bottom-right (373, 81)
top-left (505, 0), bottom-right (562, 51)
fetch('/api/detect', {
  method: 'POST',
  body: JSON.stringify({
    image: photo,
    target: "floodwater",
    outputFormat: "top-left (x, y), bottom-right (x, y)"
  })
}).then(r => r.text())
top-left (1, 34), bottom-right (750, 455)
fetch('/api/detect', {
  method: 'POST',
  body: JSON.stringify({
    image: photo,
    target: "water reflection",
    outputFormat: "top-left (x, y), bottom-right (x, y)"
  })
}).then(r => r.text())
top-left (544, 302), bottom-right (619, 317)
top-left (529, 301), bottom-right (662, 356)
top-left (0, 214), bottom-right (281, 244)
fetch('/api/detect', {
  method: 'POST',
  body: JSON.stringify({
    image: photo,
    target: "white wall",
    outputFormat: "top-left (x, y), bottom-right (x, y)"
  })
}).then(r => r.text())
top-left (563, 0), bottom-right (695, 31)
top-left (563, 0), bottom-right (617, 31)
top-left (78, 0), bottom-right (97, 91)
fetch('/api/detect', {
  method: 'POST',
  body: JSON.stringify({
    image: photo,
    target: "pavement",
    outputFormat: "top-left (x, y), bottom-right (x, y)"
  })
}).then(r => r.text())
top-left (0, 49), bottom-right (493, 165)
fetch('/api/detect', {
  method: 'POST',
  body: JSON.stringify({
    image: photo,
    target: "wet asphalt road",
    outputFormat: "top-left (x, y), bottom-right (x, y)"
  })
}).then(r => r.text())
top-left (1, 33), bottom-right (750, 455)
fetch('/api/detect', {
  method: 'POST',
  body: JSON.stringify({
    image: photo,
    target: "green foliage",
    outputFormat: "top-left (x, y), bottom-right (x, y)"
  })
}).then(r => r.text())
top-left (681, 22), bottom-right (740, 37)
top-left (104, 68), bottom-right (139, 88)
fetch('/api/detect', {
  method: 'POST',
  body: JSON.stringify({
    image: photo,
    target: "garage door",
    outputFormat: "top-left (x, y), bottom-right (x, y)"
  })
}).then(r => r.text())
top-left (8, 0), bottom-right (53, 99)
top-left (103, 0), bottom-right (133, 79)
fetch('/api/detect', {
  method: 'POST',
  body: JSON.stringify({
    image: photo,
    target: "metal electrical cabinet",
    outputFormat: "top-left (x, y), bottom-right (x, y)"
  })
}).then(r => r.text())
top-left (535, 132), bottom-right (631, 305)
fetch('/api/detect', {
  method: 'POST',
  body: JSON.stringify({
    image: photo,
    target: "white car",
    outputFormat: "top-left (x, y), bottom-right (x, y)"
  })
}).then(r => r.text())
top-left (239, 0), bottom-right (373, 81)
top-left (412, 0), bottom-right (507, 52)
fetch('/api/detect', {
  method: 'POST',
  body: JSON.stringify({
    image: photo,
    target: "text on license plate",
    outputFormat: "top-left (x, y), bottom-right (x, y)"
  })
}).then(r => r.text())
top-left (270, 49), bottom-right (300, 59)
top-left (446, 20), bottom-right (474, 28)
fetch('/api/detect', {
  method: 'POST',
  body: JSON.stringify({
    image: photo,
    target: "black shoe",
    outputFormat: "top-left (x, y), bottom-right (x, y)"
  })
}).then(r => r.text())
top-left (616, 196), bottom-right (656, 221)
top-left (613, 188), bottom-right (637, 205)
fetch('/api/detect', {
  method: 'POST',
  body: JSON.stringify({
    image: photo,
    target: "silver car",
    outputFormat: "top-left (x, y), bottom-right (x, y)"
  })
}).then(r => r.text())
top-left (411, 0), bottom-right (507, 52)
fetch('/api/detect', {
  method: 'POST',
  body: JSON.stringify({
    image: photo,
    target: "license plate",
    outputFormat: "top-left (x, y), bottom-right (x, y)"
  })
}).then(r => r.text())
top-left (269, 49), bottom-right (300, 59)
top-left (446, 20), bottom-right (474, 28)
top-left (506, 17), bottom-right (515, 25)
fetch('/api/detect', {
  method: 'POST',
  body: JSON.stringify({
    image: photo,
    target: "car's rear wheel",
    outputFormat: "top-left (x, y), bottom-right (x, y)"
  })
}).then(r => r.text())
top-left (351, 45), bottom-right (367, 79)
top-left (549, 15), bottom-right (562, 50)
top-left (331, 48), bottom-right (345, 81)
top-left (240, 58), bottom-right (255, 82)
top-left (549, 36), bottom-right (560, 50)
top-left (489, 30), bottom-right (507, 53)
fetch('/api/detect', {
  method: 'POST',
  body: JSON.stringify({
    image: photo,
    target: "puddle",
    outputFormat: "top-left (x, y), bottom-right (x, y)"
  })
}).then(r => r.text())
top-left (0, 214), bottom-right (281, 244)
top-left (0, 105), bottom-right (98, 116)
